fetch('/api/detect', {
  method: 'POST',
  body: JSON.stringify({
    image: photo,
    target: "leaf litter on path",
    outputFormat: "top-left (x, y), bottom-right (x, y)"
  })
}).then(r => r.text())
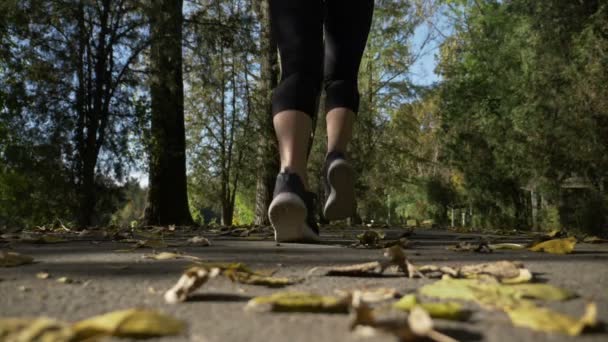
top-left (418, 276), bottom-right (595, 335)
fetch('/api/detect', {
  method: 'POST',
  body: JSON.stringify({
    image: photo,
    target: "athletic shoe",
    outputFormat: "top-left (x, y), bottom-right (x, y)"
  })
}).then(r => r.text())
top-left (323, 151), bottom-right (355, 220)
top-left (268, 172), bottom-right (320, 242)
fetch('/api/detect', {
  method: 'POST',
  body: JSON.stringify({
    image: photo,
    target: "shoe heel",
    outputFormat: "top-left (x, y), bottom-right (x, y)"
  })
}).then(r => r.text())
top-left (268, 192), bottom-right (307, 242)
top-left (324, 160), bottom-right (355, 220)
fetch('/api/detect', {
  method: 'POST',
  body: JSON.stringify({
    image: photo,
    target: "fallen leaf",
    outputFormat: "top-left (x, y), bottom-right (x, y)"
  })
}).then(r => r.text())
top-left (488, 243), bottom-right (526, 250)
top-left (36, 272), bottom-right (50, 279)
top-left (0, 251), bottom-right (35, 267)
top-left (419, 277), bottom-right (575, 309)
top-left (582, 236), bottom-right (608, 243)
top-left (57, 277), bottom-right (74, 284)
top-left (326, 246), bottom-right (413, 277)
top-left (394, 294), bottom-right (469, 321)
top-left (247, 292), bottom-right (351, 313)
top-left (186, 236), bottom-right (211, 246)
top-left (164, 267), bottom-right (221, 303)
top-left (224, 270), bottom-right (300, 287)
top-left (417, 261), bottom-right (532, 284)
top-left (0, 318), bottom-right (74, 341)
top-left (458, 261), bottom-right (531, 283)
top-left (145, 252), bottom-right (182, 260)
top-left (72, 309), bottom-right (185, 340)
top-left (505, 302), bottom-right (597, 335)
top-left (326, 261), bottom-right (385, 276)
top-left (529, 237), bottom-right (576, 254)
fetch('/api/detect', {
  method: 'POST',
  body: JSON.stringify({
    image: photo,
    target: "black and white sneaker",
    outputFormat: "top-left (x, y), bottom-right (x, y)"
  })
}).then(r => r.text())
top-left (323, 151), bottom-right (355, 221)
top-left (268, 172), bottom-right (320, 243)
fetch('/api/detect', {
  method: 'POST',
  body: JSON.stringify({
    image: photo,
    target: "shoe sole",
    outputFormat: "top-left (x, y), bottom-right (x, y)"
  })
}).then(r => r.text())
top-left (268, 193), bottom-right (320, 243)
top-left (323, 159), bottom-right (355, 221)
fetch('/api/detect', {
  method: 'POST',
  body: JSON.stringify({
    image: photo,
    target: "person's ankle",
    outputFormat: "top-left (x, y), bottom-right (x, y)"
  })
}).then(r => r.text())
top-left (280, 166), bottom-right (309, 190)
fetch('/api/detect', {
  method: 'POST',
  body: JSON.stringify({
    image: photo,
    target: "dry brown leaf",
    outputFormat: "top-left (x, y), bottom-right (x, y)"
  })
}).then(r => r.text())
top-left (417, 261), bottom-right (531, 284)
top-left (224, 270), bottom-right (300, 287)
top-left (0, 251), bottom-right (35, 267)
top-left (326, 246), bottom-right (413, 277)
top-left (529, 237), bottom-right (576, 254)
top-left (164, 267), bottom-right (221, 303)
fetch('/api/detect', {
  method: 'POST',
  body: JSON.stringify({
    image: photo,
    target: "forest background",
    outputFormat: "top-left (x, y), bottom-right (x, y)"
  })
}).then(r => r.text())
top-left (1, 0), bottom-right (606, 235)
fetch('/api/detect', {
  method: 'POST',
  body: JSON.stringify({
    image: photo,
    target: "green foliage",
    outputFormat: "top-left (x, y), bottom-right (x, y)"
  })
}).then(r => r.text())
top-left (437, 0), bottom-right (608, 232)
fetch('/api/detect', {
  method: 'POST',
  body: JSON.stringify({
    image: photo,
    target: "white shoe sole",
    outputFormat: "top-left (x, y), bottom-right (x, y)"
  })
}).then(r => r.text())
top-left (268, 192), bottom-right (320, 243)
top-left (323, 159), bottom-right (355, 221)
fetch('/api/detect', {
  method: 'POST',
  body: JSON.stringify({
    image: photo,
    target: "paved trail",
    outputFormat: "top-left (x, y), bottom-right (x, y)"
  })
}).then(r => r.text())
top-left (1, 228), bottom-right (607, 342)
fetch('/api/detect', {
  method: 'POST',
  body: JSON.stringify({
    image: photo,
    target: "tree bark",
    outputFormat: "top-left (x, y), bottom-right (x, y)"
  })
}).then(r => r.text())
top-left (144, 0), bottom-right (193, 226)
top-left (253, 0), bottom-right (279, 225)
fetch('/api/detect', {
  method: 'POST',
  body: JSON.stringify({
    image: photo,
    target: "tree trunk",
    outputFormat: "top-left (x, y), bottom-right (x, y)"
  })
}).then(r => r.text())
top-left (144, 0), bottom-right (193, 226)
top-left (254, 0), bottom-right (279, 225)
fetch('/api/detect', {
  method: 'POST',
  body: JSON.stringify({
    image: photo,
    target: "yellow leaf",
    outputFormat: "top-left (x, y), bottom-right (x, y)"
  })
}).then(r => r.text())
top-left (505, 302), bottom-right (597, 336)
top-left (247, 292), bottom-right (350, 313)
top-left (393, 294), bottom-right (469, 321)
top-left (529, 237), bottom-right (576, 254)
top-left (72, 309), bottom-right (185, 340)
top-left (0, 251), bottom-right (35, 267)
top-left (0, 318), bottom-right (73, 342)
top-left (419, 277), bottom-right (575, 309)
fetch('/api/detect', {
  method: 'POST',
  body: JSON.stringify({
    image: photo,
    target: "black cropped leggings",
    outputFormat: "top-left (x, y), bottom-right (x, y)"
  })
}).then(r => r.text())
top-left (270, 0), bottom-right (374, 118)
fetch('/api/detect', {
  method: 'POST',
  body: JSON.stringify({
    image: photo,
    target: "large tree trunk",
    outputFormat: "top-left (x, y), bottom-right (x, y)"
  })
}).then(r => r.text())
top-left (144, 0), bottom-right (193, 226)
top-left (253, 0), bottom-right (279, 225)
